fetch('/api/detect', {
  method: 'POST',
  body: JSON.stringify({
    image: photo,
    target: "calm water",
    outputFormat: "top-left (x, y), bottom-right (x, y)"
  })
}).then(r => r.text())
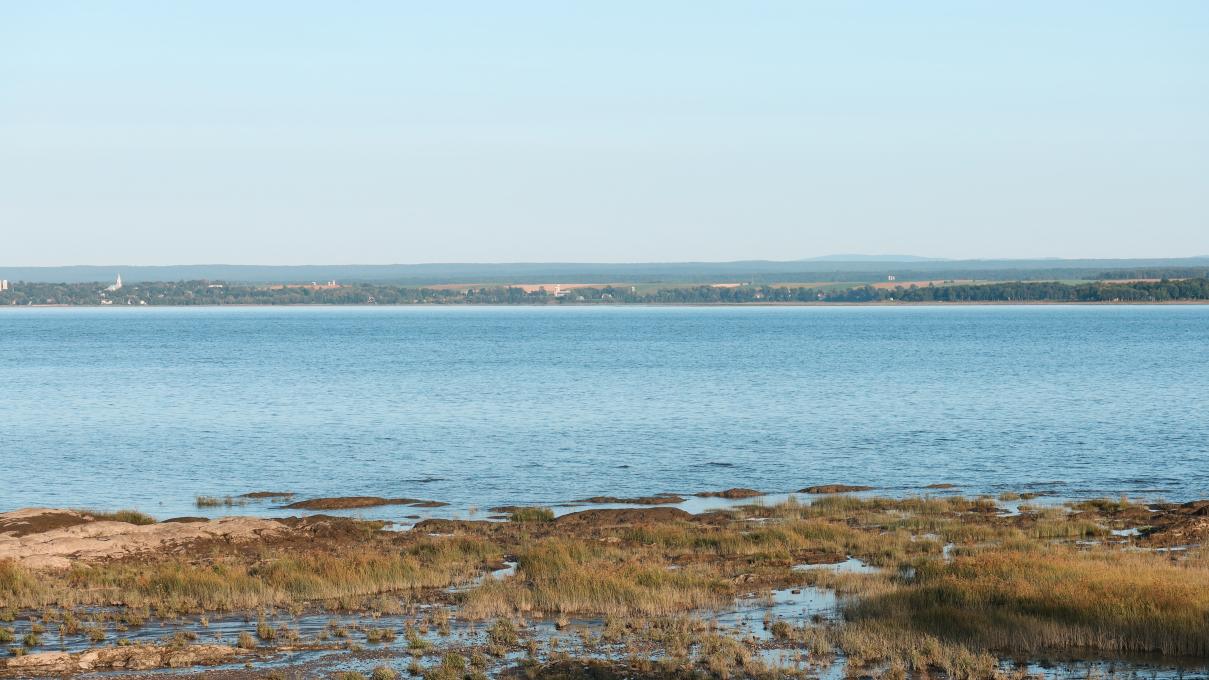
top-left (2, 305), bottom-right (1208, 520)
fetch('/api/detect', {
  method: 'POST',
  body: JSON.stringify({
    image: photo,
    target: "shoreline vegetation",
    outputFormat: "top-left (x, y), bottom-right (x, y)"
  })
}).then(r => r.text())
top-left (2, 490), bottom-right (1207, 678)
top-left (4, 277), bottom-right (1209, 307)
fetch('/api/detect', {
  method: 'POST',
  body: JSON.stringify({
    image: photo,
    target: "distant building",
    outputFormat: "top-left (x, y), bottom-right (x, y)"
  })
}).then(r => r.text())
top-left (0, 279), bottom-right (8, 291)
top-left (887, 275), bottom-right (896, 282)
top-left (105, 274), bottom-right (123, 292)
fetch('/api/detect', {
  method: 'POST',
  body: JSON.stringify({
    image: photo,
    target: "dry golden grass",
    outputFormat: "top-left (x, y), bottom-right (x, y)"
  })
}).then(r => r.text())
top-left (6, 492), bottom-right (1204, 671)
top-left (1, 535), bottom-right (499, 612)
top-left (76, 509), bottom-right (157, 525)
top-left (833, 622), bottom-right (1000, 680)
top-left (462, 538), bottom-right (732, 618)
top-left (850, 544), bottom-right (1209, 657)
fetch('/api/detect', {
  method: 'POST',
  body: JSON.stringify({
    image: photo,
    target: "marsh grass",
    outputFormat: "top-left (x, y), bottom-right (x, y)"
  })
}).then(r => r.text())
top-left (195, 495), bottom-right (248, 508)
top-left (509, 507), bottom-right (555, 523)
top-left (1, 535), bottom-right (499, 612)
top-left (624, 513), bottom-right (940, 572)
top-left (463, 539), bottom-right (732, 619)
top-left (371, 667), bottom-right (399, 680)
top-left (849, 545), bottom-right (1209, 657)
top-left (6, 492), bottom-right (1203, 670)
top-left (487, 618), bottom-right (518, 646)
top-left (77, 509), bottom-right (156, 525)
top-left (1070, 496), bottom-right (1136, 514)
top-left (366, 627), bottom-right (397, 643)
top-left (834, 622), bottom-right (999, 680)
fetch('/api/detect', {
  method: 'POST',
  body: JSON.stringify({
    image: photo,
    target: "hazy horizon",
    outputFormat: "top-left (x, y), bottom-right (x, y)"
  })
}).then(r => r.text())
top-left (4, 3), bottom-right (1208, 265)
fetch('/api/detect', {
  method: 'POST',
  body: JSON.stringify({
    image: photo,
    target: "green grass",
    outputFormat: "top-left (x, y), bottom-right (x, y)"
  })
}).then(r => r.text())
top-left (509, 507), bottom-right (555, 523)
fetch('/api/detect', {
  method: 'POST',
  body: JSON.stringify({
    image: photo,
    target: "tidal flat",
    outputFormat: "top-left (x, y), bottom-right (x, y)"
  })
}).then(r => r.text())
top-left (2, 490), bottom-right (1208, 679)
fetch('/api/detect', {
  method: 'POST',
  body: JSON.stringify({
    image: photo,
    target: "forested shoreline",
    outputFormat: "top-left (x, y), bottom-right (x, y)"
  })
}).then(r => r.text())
top-left (3, 278), bottom-right (1209, 306)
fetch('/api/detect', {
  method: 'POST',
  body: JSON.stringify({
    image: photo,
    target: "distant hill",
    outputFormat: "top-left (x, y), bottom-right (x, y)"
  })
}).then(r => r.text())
top-left (3, 258), bottom-right (1209, 285)
top-left (800, 254), bottom-right (948, 262)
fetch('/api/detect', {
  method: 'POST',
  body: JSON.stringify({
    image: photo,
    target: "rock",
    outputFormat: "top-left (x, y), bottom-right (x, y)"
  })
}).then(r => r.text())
top-left (798, 484), bottom-right (874, 494)
top-left (575, 495), bottom-right (685, 505)
top-left (694, 488), bottom-right (764, 499)
top-left (923, 483), bottom-right (957, 489)
top-left (16, 554), bottom-right (72, 570)
top-left (1140, 499), bottom-right (1209, 548)
top-left (3, 651), bottom-right (74, 673)
top-left (555, 508), bottom-right (693, 527)
top-left (1180, 500), bottom-right (1209, 516)
top-left (239, 491), bottom-right (295, 499)
top-left (0, 510), bottom-right (291, 569)
top-left (0, 508), bottom-right (93, 538)
top-left (281, 496), bottom-right (445, 510)
top-left (2, 645), bottom-right (241, 674)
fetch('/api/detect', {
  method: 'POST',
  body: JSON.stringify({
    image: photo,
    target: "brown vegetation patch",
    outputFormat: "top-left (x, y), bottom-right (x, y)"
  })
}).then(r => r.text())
top-left (575, 495), bottom-right (685, 505)
top-left (281, 496), bottom-right (444, 510)
top-left (413, 518), bottom-right (497, 534)
top-left (1140, 500), bottom-right (1209, 547)
top-left (924, 483), bottom-right (958, 489)
top-left (799, 484), bottom-right (874, 494)
top-left (694, 488), bottom-right (763, 499)
top-left (239, 491), bottom-right (295, 499)
top-left (0, 509), bottom-right (93, 538)
top-left (273, 514), bottom-right (389, 541)
top-left (502, 659), bottom-right (696, 680)
top-left (555, 508), bottom-right (694, 528)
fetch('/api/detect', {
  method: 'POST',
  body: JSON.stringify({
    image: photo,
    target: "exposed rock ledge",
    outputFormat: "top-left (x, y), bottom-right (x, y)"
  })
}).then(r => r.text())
top-left (1, 644), bottom-right (242, 675)
top-left (0, 508), bottom-right (289, 570)
top-left (798, 484), bottom-right (875, 494)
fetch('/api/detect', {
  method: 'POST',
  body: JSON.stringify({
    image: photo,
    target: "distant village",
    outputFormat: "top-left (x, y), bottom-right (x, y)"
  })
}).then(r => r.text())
top-left (3, 272), bottom-right (1209, 307)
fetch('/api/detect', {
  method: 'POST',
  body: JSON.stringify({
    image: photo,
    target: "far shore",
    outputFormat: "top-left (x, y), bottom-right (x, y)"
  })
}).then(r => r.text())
top-left (6, 299), bottom-right (1209, 310)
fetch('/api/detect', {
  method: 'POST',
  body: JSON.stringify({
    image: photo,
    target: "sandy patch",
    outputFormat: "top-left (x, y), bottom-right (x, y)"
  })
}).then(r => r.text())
top-left (0, 508), bottom-right (289, 570)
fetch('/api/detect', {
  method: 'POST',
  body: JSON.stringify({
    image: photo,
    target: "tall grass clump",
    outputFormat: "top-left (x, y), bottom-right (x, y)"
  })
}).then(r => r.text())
top-left (509, 507), bottom-right (555, 523)
top-left (849, 546), bottom-right (1209, 657)
top-left (78, 509), bottom-right (156, 525)
top-left (462, 538), bottom-right (732, 619)
top-left (195, 495), bottom-right (247, 508)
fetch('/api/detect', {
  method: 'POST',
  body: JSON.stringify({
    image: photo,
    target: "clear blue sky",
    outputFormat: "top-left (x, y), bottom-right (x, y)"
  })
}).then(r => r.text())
top-left (2, 2), bottom-right (1207, 265)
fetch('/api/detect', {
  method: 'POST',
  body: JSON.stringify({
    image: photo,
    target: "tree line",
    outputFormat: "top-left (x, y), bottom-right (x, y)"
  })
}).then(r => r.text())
top-left (3, 278), bottom-right (1209, 306)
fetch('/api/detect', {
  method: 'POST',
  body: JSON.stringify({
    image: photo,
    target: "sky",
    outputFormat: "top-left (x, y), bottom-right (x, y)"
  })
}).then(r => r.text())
top-left (2, 2), bottom-right (1207, 266)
